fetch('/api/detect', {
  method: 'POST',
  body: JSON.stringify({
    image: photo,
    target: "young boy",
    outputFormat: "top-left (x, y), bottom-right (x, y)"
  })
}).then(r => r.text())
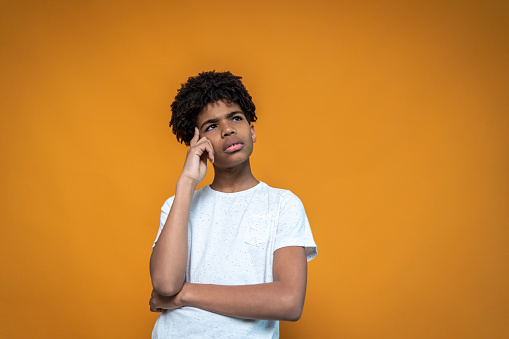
top-left (149, 71), bottom-right (317, 338)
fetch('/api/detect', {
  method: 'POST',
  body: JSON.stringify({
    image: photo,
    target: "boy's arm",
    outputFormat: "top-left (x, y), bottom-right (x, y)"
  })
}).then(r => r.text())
top-left (150, 128), bottom-right (214, 296)
top-left (150, 246), bottom-right (308, 321)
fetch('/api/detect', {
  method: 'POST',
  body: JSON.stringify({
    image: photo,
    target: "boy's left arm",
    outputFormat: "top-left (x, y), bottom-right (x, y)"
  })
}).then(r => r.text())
top-left (149, 246), bottom-right (307, 321)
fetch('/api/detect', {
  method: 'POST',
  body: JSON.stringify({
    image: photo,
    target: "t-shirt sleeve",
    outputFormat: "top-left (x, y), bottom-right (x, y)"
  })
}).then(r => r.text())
top-left (152, 196), bottom-right (175, 248)
top-left (274, 191), bottom-right (317, 261)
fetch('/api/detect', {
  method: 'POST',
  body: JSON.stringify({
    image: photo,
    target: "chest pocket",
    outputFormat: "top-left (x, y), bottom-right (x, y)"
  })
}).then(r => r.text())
top-left (243, 214), bottom-right (271, 246)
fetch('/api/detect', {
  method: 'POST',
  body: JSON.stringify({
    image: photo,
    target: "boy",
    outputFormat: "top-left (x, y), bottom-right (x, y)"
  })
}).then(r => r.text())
top-left (149, 71), bottom-right (317, 338)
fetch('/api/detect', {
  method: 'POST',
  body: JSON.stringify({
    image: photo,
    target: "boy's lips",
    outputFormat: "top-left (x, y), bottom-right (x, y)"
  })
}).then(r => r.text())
top-left (223, 139), bottom-right (244, 153)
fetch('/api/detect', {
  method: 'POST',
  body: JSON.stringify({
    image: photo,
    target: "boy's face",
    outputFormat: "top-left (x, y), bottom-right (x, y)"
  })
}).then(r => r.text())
top-left (196, 99), bottom-right (256, 169)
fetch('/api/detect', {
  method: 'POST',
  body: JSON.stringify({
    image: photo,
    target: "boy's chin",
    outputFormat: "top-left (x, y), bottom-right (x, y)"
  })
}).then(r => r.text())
top-left (212, 156), bottom-right (251, 170)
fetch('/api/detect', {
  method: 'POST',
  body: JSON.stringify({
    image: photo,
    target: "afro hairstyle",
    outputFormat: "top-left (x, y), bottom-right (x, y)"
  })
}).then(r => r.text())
top-left (169, 71), bottom-right (257, 146)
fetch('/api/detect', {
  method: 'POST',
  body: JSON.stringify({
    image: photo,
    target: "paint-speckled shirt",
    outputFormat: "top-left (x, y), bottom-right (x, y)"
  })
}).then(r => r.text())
top-left (152, 182), bottom-right (317, 339)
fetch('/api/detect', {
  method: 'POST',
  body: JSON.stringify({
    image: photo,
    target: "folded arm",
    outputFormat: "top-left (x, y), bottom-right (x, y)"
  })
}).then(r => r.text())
top-left (150, 246), bottom-right (308, 321)
top-left (149, 179), bottom-right (194, 296)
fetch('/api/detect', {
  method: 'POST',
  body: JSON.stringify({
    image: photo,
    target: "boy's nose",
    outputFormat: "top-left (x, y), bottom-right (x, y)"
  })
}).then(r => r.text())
top-left (222, 126), bottom-right (236, 137)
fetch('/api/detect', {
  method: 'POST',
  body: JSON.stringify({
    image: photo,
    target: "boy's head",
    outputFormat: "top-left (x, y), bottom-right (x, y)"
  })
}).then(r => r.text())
top-left (170, 71), bottom-right (257, 146)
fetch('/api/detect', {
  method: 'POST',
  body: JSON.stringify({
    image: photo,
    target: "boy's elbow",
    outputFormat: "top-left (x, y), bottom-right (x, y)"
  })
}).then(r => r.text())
top-left (280, 293), bottom-right (304, 321)
top-left (150, 265), bottom-right (185, 296)
top-left (284, 305), bottom-right (303, 322)
top-left (152, 278), bottom-right (183, 297)
top-left (152, 286), bottom-right (178, 297)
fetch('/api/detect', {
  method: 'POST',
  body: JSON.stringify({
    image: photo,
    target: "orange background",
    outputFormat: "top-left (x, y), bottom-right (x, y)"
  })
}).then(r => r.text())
top-left (1, 1), bottom-right (508, 338)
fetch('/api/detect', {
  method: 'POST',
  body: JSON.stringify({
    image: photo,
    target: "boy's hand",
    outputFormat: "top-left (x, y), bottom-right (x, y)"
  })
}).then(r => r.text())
top-left (179, 127), bottom-right (214, 186)
top-left (149, 288), bottom-right (183, 312)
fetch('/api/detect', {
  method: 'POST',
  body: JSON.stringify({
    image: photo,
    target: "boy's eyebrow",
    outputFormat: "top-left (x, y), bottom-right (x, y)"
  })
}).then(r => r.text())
top-left (226, 111), bottom-right (244, 118)
top-left (199, 110), bottom-right (244, 130)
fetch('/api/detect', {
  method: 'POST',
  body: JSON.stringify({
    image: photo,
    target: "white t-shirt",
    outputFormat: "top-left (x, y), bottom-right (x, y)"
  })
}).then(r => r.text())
top-left (152, 182), bottom-right (317, 339)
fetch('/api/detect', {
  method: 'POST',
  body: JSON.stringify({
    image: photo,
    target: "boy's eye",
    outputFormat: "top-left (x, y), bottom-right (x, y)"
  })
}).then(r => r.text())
top-left (206, 124), bottom-right (217, 131)
top-left (232, 116), bottom-right (243, 121)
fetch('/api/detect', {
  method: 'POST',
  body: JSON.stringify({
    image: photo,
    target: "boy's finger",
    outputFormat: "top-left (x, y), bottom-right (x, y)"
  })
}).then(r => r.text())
top-left (201, 140), bottom-right (214, 163)
top-left (190, 127), bottom-right (200, 146)
top-left (206, 141), bottom-right (214, 163)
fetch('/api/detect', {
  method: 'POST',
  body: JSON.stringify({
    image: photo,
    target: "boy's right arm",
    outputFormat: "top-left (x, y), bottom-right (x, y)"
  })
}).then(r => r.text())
top-left (150, 128), bottom-right (214, 296)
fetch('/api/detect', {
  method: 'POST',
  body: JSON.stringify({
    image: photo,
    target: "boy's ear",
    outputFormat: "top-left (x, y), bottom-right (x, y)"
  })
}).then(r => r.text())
top-left (251, 124), bottom-right (256, 143)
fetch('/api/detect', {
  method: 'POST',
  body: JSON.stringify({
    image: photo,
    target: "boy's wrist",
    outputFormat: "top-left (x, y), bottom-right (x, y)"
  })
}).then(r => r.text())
top-left (176, 177), bottom-right (198, 192)
top-left (178, 282), bottom-right (191, 307)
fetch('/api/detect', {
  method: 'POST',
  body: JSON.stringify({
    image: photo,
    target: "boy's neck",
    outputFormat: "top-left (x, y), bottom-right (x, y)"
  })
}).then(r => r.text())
top-left (210, 159), bottom-right (259, 193)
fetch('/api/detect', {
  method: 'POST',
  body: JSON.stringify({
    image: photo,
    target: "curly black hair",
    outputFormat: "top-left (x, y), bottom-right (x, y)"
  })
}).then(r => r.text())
top-left (170, 71), bottom-right (257, 145)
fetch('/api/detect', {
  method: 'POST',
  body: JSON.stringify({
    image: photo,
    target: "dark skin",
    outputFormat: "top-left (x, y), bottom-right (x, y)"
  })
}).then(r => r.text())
top-left (197, 100), bottom-right (258, 192)
top-left (149, 99), bottom-right (307, 321)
